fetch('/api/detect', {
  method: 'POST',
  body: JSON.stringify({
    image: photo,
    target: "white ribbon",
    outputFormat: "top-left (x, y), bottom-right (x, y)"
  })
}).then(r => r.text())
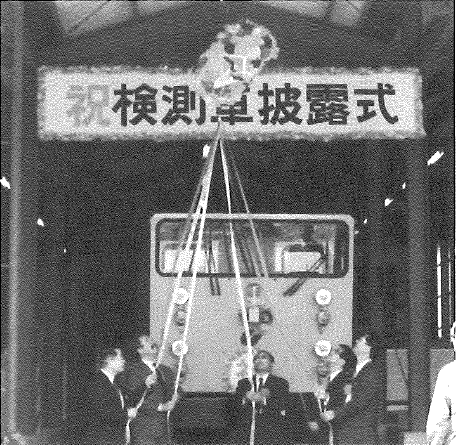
top-left (171, 136), bottom-right (217, 397)
top-left (128, 127), bottom-right (220, 445)
top-left (156, 124), bottom-right (221, 367)
top-left (220, 141), bottom-right (256, 445)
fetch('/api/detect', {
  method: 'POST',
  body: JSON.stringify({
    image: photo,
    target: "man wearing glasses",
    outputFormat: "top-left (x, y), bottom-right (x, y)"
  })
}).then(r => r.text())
top-left (230, 350), bottom-right (290, 444)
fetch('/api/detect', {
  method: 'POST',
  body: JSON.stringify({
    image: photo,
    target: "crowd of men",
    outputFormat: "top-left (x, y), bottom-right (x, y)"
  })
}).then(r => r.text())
top-left (83, 335), bottom-right (178, 445)
top-left (79, 331), bottom-right (401, 445)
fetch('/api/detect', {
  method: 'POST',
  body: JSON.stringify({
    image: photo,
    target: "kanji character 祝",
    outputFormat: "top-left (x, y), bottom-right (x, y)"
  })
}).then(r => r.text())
top-left (66, 84), bottom-right (111, 127)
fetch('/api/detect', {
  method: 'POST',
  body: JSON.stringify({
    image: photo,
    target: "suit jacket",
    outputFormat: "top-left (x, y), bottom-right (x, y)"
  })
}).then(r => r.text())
top-left (231, 374), bottom-right (290, 445)
top-left (327, 370), bottom-right (353, 412)
top-left (331, 362), bottom-right (382, 445)
top-left (305, 370), bottom-right (352, 443)
top-left (116, 361), bottom-right (175, 441)
top-left (83, 370), bottom-right (128, 445)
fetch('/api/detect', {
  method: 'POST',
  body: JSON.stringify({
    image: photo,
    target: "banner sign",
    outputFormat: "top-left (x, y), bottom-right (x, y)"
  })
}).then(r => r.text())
top-left (38, 67), bottom-right (425, 141)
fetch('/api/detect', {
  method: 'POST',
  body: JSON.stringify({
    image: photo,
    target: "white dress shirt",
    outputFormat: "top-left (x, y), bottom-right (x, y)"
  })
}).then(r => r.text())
top-left (329, 369), bottom-right (342, 382)
top-left (255, 373), bottom-right (269, 407)
top-left (101, 368), bottom-right (124, 409)
top-left (101, 368), bottom-right (116, 384)
top-left (427, 360), bottom-right (457, 445)
top-left (142, 358), bottom-right (156, 371)
top-left (256, 373), bottom-right (269, 390)
top-left (242, 374), bottom-right (269, 406)
top-left (354, 358), bottom-right (371, 377)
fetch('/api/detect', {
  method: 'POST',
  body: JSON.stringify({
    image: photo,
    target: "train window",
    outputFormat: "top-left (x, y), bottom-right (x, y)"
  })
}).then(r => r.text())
top-left (435, 243), bottom-right (455, 342)
top-left (156, 218), bottom-right (349, 277)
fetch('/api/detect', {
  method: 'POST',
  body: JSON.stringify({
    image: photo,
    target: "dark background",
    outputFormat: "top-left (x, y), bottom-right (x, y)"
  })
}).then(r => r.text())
top-left (1, 1), bottom-right (454, 440)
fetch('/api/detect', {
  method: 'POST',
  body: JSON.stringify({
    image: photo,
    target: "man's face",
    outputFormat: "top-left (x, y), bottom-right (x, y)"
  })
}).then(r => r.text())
top-left (138, 336), bottom-right (158, 361)
top-left (353, 335), bottom-right (370, 356)
top-left (328, 345), bottom-right (343, 367)
top-left (108, 348), bottom-right (126, 374)
top-left (254, 352), bottom-right (273, 373)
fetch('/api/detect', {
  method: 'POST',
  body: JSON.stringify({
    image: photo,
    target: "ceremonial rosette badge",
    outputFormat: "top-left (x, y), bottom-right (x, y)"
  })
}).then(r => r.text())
top-left (197, 20), bottom-right (279, 105)
top-left (173, 287), bottom-right (190, 305)
top-left (314, 340), bottom-right (332, 358)
top-left (315, 289), bottom-right (332, 306)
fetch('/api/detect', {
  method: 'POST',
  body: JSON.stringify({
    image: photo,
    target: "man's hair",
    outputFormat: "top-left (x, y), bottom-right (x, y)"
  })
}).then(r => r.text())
top-left (356, 332), bottom-right (379, 359)
top-left (338, 343), bottom-right (357, 374)
top-left (96, 347), bottom-right (120, 369)
top-left (126, 335), bottom-right (158, 360)
top-left (254, 350), bottom-right (275, 363)
top-left (364, 333), bottom-right (375, 347)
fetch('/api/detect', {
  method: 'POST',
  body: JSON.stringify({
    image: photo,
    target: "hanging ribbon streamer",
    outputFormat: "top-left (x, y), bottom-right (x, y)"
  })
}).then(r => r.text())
top-left (156, 122), bottom-right (222, 368)
top-left (159, 127), bottom-right (221, 433)
top-left (226, 146), bottom-right (270, 279)
top-left (224, 143), bottom-right (318, 429)
top-left (220, 140), bottom-right (256, 445)
top-left (127, 125), bottom-right (221, 444)
top-left (170, 128), bottom-right (219, 407)
top-left (165, 121), bottom-right (221, 397)
top-left (225, 144), bottom-right (317, 361)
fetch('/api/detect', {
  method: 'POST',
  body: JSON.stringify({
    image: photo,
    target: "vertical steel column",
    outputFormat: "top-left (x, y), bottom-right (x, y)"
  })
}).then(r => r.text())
top-left (8, 0), bottom-right (38, 436)
top-left (364, 140), bottom-right (387, 435)
top-left (364, 140), bottom-right (385, 338)
top-left (406, 138), bottom-right (431, 431)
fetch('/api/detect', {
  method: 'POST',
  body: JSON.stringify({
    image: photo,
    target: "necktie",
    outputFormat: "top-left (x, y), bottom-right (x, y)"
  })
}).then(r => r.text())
top-left (257, 376), bottom-right (265, 391)
top-left (256, 376), bottom-right (265, 413)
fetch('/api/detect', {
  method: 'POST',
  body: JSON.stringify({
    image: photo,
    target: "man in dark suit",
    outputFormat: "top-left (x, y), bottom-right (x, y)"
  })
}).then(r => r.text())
top-left (83, 347), bottom-right (129, 445)
top-left (117, 335), bottom-right (178, 445)
top-left (231, 350), bottom-right (290, 445)
top-left (321, 333), bottom-right (382, 445)
top-left (307, 344), bottom-right (357, 444)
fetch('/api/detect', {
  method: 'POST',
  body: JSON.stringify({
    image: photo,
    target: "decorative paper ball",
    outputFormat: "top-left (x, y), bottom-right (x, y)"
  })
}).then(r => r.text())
top-left (197, 20), bottom-right (278, 106)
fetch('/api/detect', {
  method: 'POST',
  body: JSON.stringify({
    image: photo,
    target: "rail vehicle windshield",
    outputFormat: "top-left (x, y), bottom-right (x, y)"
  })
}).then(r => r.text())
top-left (156, 218), bottom-right (350, 278)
